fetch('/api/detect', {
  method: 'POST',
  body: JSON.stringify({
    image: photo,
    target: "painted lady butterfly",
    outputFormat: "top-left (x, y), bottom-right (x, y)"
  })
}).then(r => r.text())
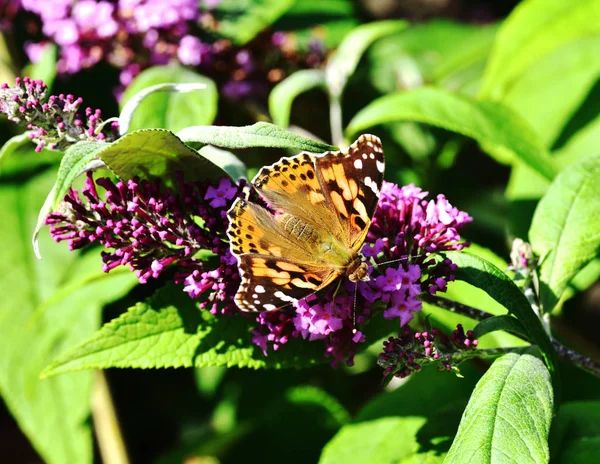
top-left (226, 134), bottom-right (384, 312)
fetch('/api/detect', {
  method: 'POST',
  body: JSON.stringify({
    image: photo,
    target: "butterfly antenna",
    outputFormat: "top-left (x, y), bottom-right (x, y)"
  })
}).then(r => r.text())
top-left (375, 253), bottom-right (428, 268)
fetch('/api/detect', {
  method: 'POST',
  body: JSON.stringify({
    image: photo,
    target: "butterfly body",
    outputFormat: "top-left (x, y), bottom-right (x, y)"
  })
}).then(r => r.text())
top-left (227, 134), bottom-right (384, 312)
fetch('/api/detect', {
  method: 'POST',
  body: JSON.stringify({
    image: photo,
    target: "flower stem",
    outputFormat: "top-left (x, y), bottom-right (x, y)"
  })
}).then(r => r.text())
top-left (328, 94), bottom-right (346, 148)
top-left (92, 371), bottom-right (130, 464)
top-left (421, 294), bottom-right (600, 378)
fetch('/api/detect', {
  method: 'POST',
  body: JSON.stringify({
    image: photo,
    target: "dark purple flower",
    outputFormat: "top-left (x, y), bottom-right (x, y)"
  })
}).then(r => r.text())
top-left (252, 181), bottom-right (472, 366)
top-left (378, 324), bottom-right (479, 379)
top-left (46, 173), bottom-right (245, 315)
top-left (0, 77), bottom-right (118, 151)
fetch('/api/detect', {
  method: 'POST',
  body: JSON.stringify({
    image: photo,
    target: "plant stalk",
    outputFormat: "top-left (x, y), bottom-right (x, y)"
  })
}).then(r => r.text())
top-left (92, 371), bottom-right (130, 464)
top-left (421, 294), bottom-right (600, 378)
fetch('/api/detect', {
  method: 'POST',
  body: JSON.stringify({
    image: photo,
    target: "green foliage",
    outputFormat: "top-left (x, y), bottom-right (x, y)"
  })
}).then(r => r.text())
top-left (120, 65), bottom-right (218, 133)
top-left (269, 69), bottom-right (326, 127)
top-left (325, 20), bottom-right (409, 99)
top-left (320, 363), bottom-right (482, 463)
top-left (479, 0), bottom-right (600, 100)
top-left (446, 251), bottom-right (558, 389)
top-left (176, 121), bottom-right (337, 151)
top-left (42, 283), bottom-right (326, 377)
top-left (212, 0), bottom-right (296, 45)
top-left (529, 153), bottom-right (600, 313)
top-left (0, 168), bottom-right (137, 464)
top-left (2, 1), bottom-right (600, 462)
top-left (347, 87), bottom-right (556, 180)
top-left (550, 402), bottom-right (600, 463)
top-left (97, 129), bottom-right (230, 185)
top-left (445, 352), bottom-right (553, 463)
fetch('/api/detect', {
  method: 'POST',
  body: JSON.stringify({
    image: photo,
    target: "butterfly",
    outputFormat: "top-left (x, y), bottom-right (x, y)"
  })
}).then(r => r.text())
top-left (226, 134), bottom-right (384, 312)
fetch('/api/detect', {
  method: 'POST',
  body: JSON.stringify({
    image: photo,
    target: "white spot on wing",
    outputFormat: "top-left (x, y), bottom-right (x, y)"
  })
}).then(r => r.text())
top-left (376, 160), bottom-right (384, 173)
top-left (255, 285), bottom-right (265, 293)
top-left (274, 291), bottom-right (296, 302)
top-left (369, 153), bottom-right (375, 159)
top-left (354, 159), bottom-right (363, 169)
top-left (264, 304), bottom-right (277, 311)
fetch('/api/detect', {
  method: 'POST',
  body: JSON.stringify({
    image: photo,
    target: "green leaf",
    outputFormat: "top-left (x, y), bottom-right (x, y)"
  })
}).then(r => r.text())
top-left (445, 352), bottom-right (553, 464)
top-left (33, 141), bottom-right (108, 258)
top-left (0, 133), bottom-right (62, 178)
top-left (473, 315), bottom-right (528, 341)
top-left (550, 401), bottom-right (600, 463)
top-left (198, 145), bottom-right (247, 180)
top-left (120, 65), bottom-right (217, 133)
top-left (529, 152), bottom-right (600, 313)
top-left (0, 169), bottom-right (137, 464)
top-left (272, 0), bottom-right (359, 50)
top-left (502, 37), bottom-right (600, 147)
top-left (321, 364), bottom-right (482, 464)
top-left (42, 283), bottom-right (326, 377)
top-left (444, 251), bottom-right (558, 390)
top-left (177, 122), bottom-right (337, 152)
top-left (286, 385), bottom-right (351, 427)
top-left (346, 87), bottom-right (557, 180)
top-left (0, 132), bottom-right (34, 165)
top-left (98, 129), bottom-right (230, 186)
top-left (367, 20), bottom-right (499, 95)
top-left (480, 0), bottom-right (600, 100)
top-left (554, 114), bottom-right (600, 166)
top-left (212, 0), bottom-right (295, 45)
top-left (269, 69), bottom-right (326, 128)
top-left (325, 20), bottom-right (409, 98)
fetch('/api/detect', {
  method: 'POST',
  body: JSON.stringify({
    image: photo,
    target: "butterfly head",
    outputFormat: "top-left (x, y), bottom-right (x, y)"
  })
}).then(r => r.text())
top-left (347, 259), bottom-right (370, 283)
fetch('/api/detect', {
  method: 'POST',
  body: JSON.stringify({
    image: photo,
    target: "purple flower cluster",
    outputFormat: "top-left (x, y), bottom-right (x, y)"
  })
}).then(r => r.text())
top-left (15, 1), bottom-right (326, 100)
top-left (252, 182), bottom-right (473, 366)
top-left (44, 170), bottom-right (472, 367)
top-left (0, 77), bottom-right (118, 151)
top-left (45, 173), bottom-right (244, 315)
top-left (19, 0), bottom-right (202, 79)
top-left (378, 324), bottom-right (479, 379)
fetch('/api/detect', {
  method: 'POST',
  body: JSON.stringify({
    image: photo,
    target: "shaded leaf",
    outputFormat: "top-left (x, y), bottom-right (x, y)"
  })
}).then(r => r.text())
top-left (212, 0), bottom-right (295, 45)
top-left (473, 315), bottom-right (528, 341)
top-left (0, 169), bottom-right (137, 464)
top-left (269, 69), bottom-right (326, 128)
top-left (445, 352), bottom-right (553, 463)
top-left (550, 401), bottom-right (600, 463)
top-left (120, 65), bottom-right (217, 133)
top-left (325, 20), bottom-right (409, 98)
top-left (177, 122), bottom-right (336, 152)
top-left (529, 152), bottom-right (600, 313)
top-left (347, 87), bottom-right (556, 180)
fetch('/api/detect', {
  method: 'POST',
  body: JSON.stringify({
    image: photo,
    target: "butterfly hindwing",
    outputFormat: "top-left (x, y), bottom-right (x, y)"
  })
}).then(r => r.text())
top-left (235, 254), bottom-right (340, 311)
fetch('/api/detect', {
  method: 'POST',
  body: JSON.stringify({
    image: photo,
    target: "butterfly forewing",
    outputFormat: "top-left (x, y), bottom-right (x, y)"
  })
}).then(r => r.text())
top-left (316, 134), bottom-right (384, 249)
top-left (226, 134), bottom-right (385, 312)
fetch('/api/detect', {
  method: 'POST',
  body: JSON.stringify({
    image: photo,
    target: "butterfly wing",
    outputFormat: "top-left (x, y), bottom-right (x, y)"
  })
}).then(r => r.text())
top-left (234, 254), bottom-right (340, 311)
top-left (253, 134), bottom-right (384, 250)
top-left (227, 197), bottom-right (339, 311)
top-left (315, 134), bottom-right (384, 250)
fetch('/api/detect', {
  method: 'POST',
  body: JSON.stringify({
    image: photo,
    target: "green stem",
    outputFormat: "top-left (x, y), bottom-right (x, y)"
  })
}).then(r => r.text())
top-left (422, 294), bottom-right (600, 378)
top-left (92, 371), bottom-right (130, 464)
top-left (328, 94), bottom-right (346, 148)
